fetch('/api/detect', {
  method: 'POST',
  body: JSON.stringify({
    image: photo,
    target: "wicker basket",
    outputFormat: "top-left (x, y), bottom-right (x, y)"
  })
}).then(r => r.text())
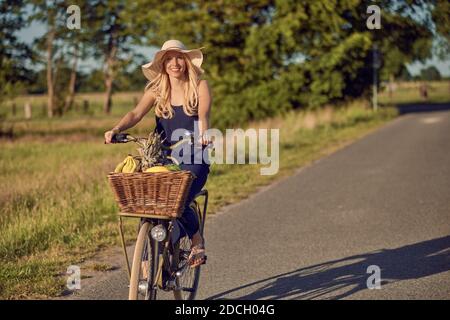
top-left (107, 171), bottom-right (195, 218)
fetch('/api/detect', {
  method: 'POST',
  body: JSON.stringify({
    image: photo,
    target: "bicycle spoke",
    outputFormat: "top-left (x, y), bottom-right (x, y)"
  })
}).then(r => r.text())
top-left (174, 236), bottom-right (200, 300)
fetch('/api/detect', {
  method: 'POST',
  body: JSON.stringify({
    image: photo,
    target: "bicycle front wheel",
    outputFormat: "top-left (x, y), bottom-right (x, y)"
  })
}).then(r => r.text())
top-left (173, 203), bottom-right (203, 300)
top-left (129, 221), bottom-right (158, 300)
top-left (173, 235), bottom-right (201, 300)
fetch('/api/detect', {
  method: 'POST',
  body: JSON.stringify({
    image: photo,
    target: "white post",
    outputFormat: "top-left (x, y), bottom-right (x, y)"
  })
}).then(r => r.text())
top-left (24, 102), bottom-right (32, 119)
top-left (373, 75), bottom-right (378, 111)
top-left (372, 45), bottom-right (379, 112)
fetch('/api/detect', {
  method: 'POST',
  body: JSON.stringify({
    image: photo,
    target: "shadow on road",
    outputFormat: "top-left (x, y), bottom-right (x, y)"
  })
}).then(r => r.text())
top-left (391, 102), bottom-right (450, 115)
top-left (207, 235), bottom-right (450, 300)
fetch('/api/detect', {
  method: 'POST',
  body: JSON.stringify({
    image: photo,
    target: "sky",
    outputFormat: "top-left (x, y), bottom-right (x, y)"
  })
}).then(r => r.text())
top-left (16, 20), bottom-right (450, 77)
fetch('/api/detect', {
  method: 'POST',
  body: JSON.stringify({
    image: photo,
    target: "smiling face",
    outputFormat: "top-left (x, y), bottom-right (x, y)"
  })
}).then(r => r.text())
top-left (163, 50), bottom-right (187, 79)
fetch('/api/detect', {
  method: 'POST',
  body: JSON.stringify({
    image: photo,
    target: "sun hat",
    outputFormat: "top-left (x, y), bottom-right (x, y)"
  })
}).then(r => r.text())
top-left (141, 39), bottom-right (204, 81)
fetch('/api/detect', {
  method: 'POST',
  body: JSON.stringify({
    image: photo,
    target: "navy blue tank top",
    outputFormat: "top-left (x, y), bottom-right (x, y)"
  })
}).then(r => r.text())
top-left (155, 105), bottom-right (209, 165)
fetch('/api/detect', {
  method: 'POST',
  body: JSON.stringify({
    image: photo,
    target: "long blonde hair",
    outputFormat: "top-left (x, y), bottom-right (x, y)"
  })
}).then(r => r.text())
top-left (145, 52), bottom-right (200, 119)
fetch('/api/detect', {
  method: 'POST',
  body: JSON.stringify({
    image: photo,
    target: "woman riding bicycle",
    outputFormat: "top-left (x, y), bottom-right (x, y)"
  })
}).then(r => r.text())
top-left (104, 39), bottom-right (211, 268)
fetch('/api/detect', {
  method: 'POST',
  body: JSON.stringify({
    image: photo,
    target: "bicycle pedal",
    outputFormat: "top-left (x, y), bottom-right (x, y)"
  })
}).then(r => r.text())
top-left (164, 279), bottom-right (178, 291)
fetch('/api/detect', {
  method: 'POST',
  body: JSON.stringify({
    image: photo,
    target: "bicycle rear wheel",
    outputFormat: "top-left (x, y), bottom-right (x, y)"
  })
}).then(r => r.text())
top-left (129, 221), bottom-right (158, 300)
top-left (173, 202), bottom-right (203, 300)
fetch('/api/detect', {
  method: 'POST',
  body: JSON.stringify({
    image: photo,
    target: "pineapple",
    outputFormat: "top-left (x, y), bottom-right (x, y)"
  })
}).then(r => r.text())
top-left (134, 132), bottom-right (166, 171)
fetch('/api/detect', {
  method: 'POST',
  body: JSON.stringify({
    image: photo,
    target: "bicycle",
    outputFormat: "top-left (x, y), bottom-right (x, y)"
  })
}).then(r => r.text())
top-left (108, 132), bottom-right (210, 300)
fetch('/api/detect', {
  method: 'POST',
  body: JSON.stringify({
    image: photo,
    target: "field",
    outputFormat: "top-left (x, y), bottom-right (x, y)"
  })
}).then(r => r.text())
top-left (378, 81), bottom-right (450, 104)
top-left (0, 81), bottom-right (448, 299)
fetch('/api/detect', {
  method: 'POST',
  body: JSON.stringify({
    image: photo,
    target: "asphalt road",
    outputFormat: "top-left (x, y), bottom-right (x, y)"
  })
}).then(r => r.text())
top-left (66, 106), bottom-right (450, 300)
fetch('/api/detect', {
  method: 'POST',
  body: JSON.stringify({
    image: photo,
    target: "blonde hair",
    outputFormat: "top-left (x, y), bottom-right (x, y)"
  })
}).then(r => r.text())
top-left (144, 52), bottom-right (200, 119)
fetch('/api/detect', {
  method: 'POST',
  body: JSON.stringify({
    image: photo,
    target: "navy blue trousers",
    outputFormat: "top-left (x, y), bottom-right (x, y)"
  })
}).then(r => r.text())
top-left (177, 164), bottom-right (210, 238)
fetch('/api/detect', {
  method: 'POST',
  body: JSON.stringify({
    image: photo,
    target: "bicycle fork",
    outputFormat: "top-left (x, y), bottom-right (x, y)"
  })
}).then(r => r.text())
top-left (148, 221), bottom-right (186, 292)
top-left (138, 220), bottom-right (195, 294)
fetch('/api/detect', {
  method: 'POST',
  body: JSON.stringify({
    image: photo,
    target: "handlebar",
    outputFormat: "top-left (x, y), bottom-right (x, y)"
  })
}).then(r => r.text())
top-left (110, 133), bottom-right (132, 143)
top-left (107, 131), bottom-right (213, 166)
top-left (107, 131), bottom-right (213, 150)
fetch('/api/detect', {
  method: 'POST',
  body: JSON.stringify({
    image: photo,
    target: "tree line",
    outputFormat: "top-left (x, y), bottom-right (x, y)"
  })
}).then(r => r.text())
top-left (1, 0), bottom-right (449, 128)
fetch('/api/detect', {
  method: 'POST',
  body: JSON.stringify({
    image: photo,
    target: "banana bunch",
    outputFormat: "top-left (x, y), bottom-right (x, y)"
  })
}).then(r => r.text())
top-left (114, 155), bottom-right (141, 173)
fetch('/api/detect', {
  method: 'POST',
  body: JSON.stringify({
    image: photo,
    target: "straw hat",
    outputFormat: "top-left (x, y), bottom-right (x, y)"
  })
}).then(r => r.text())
top-left (141, 39), bottom-right (204, 81)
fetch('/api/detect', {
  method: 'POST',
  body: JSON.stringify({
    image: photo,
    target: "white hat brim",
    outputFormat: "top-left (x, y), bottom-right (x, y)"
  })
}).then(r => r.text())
top-left (142, 47), bottom-right (204, 81)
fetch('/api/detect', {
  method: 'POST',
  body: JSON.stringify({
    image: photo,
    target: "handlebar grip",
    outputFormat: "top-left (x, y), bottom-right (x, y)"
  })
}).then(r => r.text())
top-left (111, 133), bottom-right (129, 143)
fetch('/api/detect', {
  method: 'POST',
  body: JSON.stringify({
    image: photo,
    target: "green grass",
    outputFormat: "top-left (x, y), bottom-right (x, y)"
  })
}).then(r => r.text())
top-left (0, 102), bottom-right (400, 299)
top-left (1, 91), bottom-right (143, 120)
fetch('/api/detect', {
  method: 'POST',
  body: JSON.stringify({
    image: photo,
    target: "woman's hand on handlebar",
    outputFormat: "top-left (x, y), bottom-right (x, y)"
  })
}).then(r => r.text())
top-left (104, 128), bottom-right (119, 144)
top-left (198, 132), bottom-right (213, 147)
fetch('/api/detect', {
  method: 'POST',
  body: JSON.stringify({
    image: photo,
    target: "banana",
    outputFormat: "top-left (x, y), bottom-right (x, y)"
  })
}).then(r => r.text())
top-left (144, 166), bottom-right (170, 173)
top-left (122, 161), bottom-right (132, 173)
top-left (129, 158), bottom-right (137, 172)
top-left (122, 156), bottom-right (138, 173)
top-left (114, 160), bottom-right (126, 173)
top-left (115, 155), bottom-right (136, 173)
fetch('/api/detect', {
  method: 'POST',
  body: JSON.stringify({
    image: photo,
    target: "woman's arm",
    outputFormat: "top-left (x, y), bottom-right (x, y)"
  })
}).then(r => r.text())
top-left (197, 79), bottom-right (212, 145)
top-left (104, 89), bottom-right (156, 143)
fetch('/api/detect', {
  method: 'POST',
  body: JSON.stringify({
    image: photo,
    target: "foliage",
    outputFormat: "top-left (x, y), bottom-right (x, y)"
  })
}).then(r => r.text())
top-left (431, 0), bottom-right (450, 60)
top-left (133, 0), bottom-right (444, 128)
top-left (419, 65), bottom-right (442, 80)
top-left (2, 1), bottom-right (448, 124)
top-left (0, 0), bottom-right (33, 104)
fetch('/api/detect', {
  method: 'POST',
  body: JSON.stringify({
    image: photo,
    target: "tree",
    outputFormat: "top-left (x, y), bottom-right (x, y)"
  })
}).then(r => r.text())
top-left (60, 2), bottom-right (97, 114)
top-left (29, 0), bottom-right (69, 117)
top-left (0, 0), bottom-right (32, 105)
top-left (398, 65), bottom-right (413, 81)
top-left (431, 0), bottom-right (450, 60)
top-left (78, 69), bottom-right (104, 93)
top-left (420, 66), bottom-right (442, 81)
top-left (86, 0), bottom-right (151, 114)
top-left (129, 0), bottom-right (446, 128)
